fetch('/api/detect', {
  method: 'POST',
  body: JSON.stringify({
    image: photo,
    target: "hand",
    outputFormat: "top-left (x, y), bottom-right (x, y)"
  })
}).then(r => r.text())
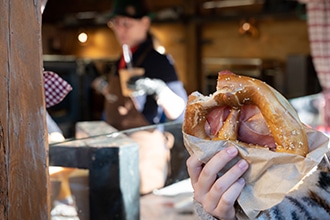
top-left (187, 146), bottom-right (249, 220)
top-left (48, 132), bottom-right (65, 144)
top-left (91, 76), bottom-right (108, 95)
top-left (127, 76), bottom-right (167, 96)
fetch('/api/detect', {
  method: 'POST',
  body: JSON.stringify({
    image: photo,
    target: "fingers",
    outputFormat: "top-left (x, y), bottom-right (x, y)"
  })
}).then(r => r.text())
top-left (219, 177), bottom-right (245, 207)
top-left (212, 162), bottom-right (247, 219)
top-left (187, 145), bottom-right (249, 220)
top-left (186, 153), bottom-right (203, 186)
top-left (215, 159), bottom-right (248, 198)
top-left (202, 156), bottom-right (248, 205)
top-left (196, 146), bottom-right (239, 197)
top-left (208, 178), bottom-right (246, 220)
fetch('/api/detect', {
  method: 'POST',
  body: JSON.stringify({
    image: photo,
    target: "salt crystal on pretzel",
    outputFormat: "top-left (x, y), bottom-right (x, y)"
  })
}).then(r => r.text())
top-left (183, 70), bottom-right (308, 157)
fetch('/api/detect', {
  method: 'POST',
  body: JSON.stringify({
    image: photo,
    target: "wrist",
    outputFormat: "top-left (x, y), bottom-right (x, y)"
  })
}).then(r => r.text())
top-left (155, 86), bottom-right (171, 103)
top-left (154, 81), bottom-right (167, 98)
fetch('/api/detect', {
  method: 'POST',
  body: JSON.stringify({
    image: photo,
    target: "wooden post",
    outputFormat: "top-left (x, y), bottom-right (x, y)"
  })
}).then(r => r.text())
top-left (0, 0), bottom-right (49, 219)
top-left (183, 0), bottom-right (202, 94)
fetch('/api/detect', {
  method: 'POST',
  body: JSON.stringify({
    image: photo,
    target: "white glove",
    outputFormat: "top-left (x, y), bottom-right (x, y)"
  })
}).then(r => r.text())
top-left (127, 76), bottom-right (167, 97)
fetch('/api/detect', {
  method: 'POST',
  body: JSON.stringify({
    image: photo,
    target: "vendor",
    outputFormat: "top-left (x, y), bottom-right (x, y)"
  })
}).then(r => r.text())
top-left (92, 0), bottom-right (188, 194)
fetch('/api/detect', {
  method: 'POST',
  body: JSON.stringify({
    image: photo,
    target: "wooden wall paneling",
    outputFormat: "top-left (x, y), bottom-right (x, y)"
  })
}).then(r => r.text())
top-left (185, 23), bottom-right (202, 93)
top-left (1, 0), bottom-right (49, 219)
top-left (183, 0), bottom-right (202, 94)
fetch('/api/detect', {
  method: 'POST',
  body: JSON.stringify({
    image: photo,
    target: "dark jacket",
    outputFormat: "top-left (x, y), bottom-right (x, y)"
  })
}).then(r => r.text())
top-left (112, 34), bottom-right (187, 124)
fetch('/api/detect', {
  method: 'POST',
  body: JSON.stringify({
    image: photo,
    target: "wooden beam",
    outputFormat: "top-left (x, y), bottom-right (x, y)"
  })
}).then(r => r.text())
top-left (0, 0), bottom-right (49, 219)
top-left (183, 0), bottom-right (202, 94)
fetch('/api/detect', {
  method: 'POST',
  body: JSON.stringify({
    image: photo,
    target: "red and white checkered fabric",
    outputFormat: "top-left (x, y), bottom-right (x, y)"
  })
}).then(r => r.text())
top-left (298, 0), bottom-right (330, 126)
top-left (305, 1), bottom-right (330, 89)
top-left (305, 0), bottom-right (330, 126)
top-left (43, 71), bottom-right (72, 108)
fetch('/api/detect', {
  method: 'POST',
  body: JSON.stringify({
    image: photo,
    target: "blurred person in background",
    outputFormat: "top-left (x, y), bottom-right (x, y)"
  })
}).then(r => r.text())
top-left (92, 0), bottom-right (187, 194)
top-left (44, 71), bottom-right (79, 219)
top-left (41, 0), bottom-right (80, 219)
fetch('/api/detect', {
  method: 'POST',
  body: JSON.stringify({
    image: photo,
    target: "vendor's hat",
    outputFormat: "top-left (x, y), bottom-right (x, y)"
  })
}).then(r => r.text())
top-left (107, 0), bottom-right (153, 19)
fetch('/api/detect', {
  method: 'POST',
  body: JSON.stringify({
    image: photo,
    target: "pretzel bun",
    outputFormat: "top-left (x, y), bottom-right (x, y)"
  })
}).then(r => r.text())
top-left (183, 70), bottom-right (308, 157)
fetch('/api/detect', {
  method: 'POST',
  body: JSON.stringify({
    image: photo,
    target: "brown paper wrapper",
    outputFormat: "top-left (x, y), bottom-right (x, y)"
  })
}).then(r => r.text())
top-left (119, 68), bottom-right (144, 97)
top-left (183, 127), bottom-right (329, 219)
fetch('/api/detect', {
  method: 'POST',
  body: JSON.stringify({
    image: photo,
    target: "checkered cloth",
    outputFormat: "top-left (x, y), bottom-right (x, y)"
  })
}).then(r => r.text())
top-left (43, 71), bottom-right (72, 108)
top-left (298, 0), bottom-right (330, 126)
top-left (306, 0), bottom-right (330, 126)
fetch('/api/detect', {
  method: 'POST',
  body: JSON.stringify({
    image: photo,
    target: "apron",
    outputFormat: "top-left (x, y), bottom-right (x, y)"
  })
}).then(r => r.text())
top-left (104, 45), bottom-right (153, 131)
top-left (104, 46), bottom-right (172, 194)
top-left (104, 72), bottom-right (149, 131)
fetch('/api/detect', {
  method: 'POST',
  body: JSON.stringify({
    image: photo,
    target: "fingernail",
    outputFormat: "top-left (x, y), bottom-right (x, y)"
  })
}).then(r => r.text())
top-left (238, 177), bottom-right (245, 185)
top-left (226, 146), bottom-right (237, 156)
top-left (238, 159), bottom-right (248, 169)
